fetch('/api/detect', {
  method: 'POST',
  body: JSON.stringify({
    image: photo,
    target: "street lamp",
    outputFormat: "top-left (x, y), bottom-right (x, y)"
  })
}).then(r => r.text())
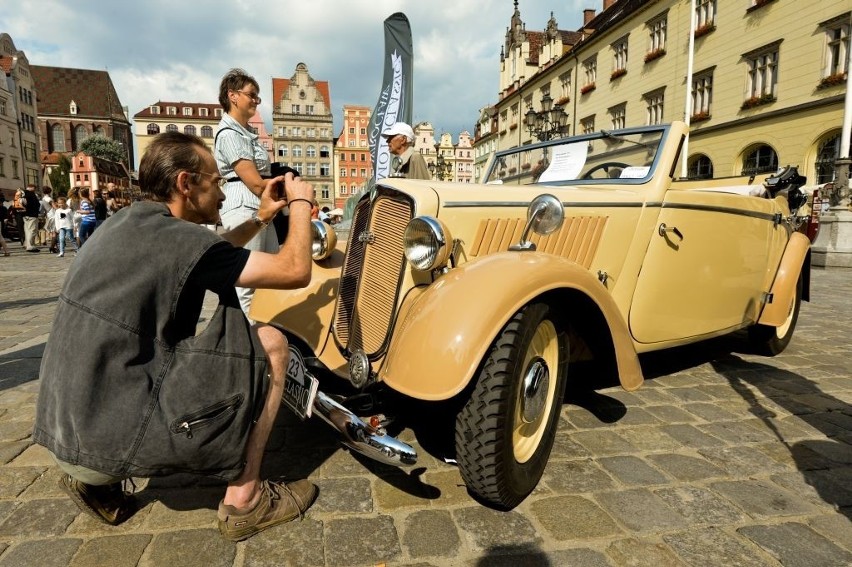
top-left (429, 153), bottom-right (452, 181)
top-left (525, 93), bottom-right (569, 141)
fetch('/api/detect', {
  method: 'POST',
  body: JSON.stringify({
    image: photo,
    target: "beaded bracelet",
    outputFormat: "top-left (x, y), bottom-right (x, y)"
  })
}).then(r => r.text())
top-left (288, 198), bottom-right (313, 208)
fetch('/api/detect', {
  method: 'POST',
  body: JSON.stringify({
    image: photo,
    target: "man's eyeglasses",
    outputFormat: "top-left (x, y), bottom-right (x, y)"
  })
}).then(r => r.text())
top-left (235, 90), bottom-right (261, 104)
top-left (190, 171), bottom-right (227, 188)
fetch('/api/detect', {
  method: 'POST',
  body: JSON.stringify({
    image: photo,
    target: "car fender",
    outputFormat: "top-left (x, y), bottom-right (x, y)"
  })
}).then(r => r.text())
top-left (379, 251), bottom-right (642, 400)
top-left (758, 231), bottom-right (810, 327)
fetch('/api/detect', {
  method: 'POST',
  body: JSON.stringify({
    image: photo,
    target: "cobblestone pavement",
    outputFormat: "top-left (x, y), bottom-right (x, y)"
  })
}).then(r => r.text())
top-left (0, 242), bottom-right (850, 567)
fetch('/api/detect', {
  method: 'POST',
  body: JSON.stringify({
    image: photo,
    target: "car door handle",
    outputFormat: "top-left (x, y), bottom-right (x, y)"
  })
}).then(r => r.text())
top-left (658, 223), bottom-right (683, 241)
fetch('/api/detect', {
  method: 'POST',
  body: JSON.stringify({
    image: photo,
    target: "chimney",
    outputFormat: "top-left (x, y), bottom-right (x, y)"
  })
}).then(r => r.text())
top-left (603, 0), bottom-right (616, 10)
top-left (583, 9), bottom-right (596, 26)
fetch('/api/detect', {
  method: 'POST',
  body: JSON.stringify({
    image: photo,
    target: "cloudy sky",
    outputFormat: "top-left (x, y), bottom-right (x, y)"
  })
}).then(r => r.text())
top-left (3, 0), bottom-right (588, 145)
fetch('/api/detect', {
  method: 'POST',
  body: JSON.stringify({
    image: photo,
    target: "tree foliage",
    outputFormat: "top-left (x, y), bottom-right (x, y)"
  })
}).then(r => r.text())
top-left (79, 135), bottom-right (127, 165)
top-left (49, 154), bottom-right (72, 197)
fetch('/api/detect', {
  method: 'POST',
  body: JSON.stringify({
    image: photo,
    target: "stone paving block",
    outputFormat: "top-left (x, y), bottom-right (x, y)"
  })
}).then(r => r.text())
top-left (530, 495), bottom-right (621, 540)
top-left (595, 488), bottom-right (685, 532)
top-left (0, 420), bottom-right (32, 443)
top-left (139, 487), bottom-right (220, 530)
top-left (69, 534), bottom-right (151, 567)
top-left (401, 509), bottom-right (460, 558)
top-left (663, 387), bottom-right (714, 403)
top-left (646, 453), bottom-right (726, 482)
top-left (738, 522), bottom-right (852, 567)
top-left (632, 388), bottom-right (680, 405)
top-left (312, 476), bottom-right (372, 514)
top-left (616, 427), bottom-right (685, 452)
top-left (680, 402), bottom-right (741, 423)
top-left (0, 444), bottom-right (24, 467)
top-left (0, 498), bottom-right (79, 537)
top-left (423, 469), bottom-right (474, 506)
top-left (0, 466), bottom-right (46, 498)
top-left (324, 515), bottom-right (401, 566)
top-left (655, 485), bottom-right (748, 525)
top-left (549, 429), bottom-right (593, 459)
top-left (0, 537), bottom-right (82, 567)
top-left (663, 526), bottom-right (778, 567)
top-left (541, 459), bottom-right (616, 493)
top-left (808, 514), bottom-right (852, 552)
top-left (597, 456), bottom-right (669, 486)
top-left (644, 405), bottom-right (697, 423)
top-left (373, 471), bottom-right (444, 510)
top-left (243, 518), bottom-right (325, 567)
top-left (65, 500), bottom-right (153, 536)
top-left (802, 467), bottom-right (852, 507)
top-left (698, 446), bottom-right (787, 476)
top-left (710, 479), bottom-right (820, 518)
top-left (0, 500), bottom-right (15, 525)
top-left (143, 529), bottom-right (234, 567)
top-left (605, 537), bottom-right (688, 567)
top-left (659, 424), bottom-right (725, 448)
top-left (8, 443), bottom-right (53, 467)
top-left (802, 437), bottom-right (852, 464)
top-left (453, 506), bottom-right (540, 551)
top-left (698, 420), bottom-right (778, 444)
top-left (20, 467), bottom-right (68, 499)
top-left (570, 430), bottom-right (638, 455)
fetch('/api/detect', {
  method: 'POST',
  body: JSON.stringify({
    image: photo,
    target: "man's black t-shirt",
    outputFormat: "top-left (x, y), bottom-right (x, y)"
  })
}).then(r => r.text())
top-left (173, 240), bottom-right (251, 340)
top-left (23, 189), bottom-right (41, 217)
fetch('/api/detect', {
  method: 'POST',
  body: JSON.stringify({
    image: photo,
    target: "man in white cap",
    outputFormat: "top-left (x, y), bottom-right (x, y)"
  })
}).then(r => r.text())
top-left (381, 122), bottom-right (430, 180)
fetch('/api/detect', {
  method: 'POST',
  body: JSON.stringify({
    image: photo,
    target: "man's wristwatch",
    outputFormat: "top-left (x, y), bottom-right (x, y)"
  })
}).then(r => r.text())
top-left (251, 212), bottom-right (269, 228)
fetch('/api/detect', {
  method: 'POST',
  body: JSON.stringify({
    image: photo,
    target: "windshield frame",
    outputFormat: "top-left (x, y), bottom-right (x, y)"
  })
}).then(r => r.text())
top-left (483, 123), bottom-right (673, 186)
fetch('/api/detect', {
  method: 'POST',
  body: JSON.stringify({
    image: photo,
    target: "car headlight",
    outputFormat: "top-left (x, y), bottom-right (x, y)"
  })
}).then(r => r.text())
top-left (404, 216), bottom-right (452, 271)
top-left (311, 220), bottom-right (337, 261)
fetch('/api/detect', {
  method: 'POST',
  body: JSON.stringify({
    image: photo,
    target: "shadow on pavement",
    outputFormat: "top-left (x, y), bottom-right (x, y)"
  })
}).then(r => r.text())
top-left (474, 543), bottom-right (553, 566)
top-left (0, 296), bottom-right (59, 310)
top-left (0, 342), bottom-right (45, 391)
top-left (711, 356), bottom-right (852, 521)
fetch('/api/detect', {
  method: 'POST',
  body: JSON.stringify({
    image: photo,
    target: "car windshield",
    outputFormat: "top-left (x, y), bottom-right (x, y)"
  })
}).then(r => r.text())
top-left (484, 124), bottom-right (667, 186)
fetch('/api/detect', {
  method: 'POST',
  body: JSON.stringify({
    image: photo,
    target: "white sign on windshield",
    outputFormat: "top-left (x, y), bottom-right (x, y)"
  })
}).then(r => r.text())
top-left (538, 142), bottom-right (588, 182)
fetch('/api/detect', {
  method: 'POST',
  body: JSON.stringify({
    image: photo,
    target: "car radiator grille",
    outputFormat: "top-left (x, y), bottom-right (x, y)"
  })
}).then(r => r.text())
top-left (334, 193), bottom-right (413, 356)
top-left (470, 216), bottom-right (608, 269)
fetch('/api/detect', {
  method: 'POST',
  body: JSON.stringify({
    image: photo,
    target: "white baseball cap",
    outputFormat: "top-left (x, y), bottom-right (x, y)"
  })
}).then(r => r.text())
top-left (381, 122), bottom-right (414, 142)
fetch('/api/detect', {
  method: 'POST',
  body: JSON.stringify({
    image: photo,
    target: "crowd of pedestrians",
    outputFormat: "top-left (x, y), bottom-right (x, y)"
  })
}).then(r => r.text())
top-left (0, 183), bottom-right (126, 257)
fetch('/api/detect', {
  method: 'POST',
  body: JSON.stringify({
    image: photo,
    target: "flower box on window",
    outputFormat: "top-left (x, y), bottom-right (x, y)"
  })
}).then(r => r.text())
top-left (580, 83), bottom-right (596, 95)
top-left (747, 0), bottom-right (776, 13)
top-left (509, 123), bottom-right (518, 131)
top-left (644, 48), bottom-right (666, 64)
top-left (499, 129), bottom-right (507, 135)
top-left (690, 111), bottom-right (711, 123)
top-left (610, 68), bottom-right (627, 81)
top-left (817, 72), bottom-right (847, 90)
top-left (508, 167), bottom-right (517, 174)
top-left (694, 23), bottom-right (716, 39)
top-left (554, 96), bottom-right (570, 106)
top-left (740, 94), bottom-right (776, 110)
top-left (521, 162), bottom-right (532, 170)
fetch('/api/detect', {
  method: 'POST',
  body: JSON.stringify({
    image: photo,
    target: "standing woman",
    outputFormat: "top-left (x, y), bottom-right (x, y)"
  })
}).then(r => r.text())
top-left (67, 187), bottom-right (82, 247)
top-left (215, 68), bottom-right (277, 317)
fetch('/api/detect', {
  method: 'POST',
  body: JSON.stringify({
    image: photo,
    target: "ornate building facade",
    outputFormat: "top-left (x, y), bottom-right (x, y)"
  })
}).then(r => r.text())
top-left (272, 63), bottom-right (334, 210)
top-left (133, 102), bottom-right (222, 163)
top-left (333, 104), bottom-right (372, 209)
top-left (30, 65), bottom-right (133, 173)
top-left (477, 0), bottom-right (849, 185)
top-left (0, 33), bottom-right (40, 200)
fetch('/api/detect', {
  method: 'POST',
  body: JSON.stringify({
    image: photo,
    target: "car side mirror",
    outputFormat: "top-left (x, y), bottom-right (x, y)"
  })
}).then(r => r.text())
top-left (509, 194), bottom-right (564, 251)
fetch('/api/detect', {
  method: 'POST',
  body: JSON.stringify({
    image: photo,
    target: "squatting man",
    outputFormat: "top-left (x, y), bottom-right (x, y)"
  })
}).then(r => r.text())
top-left (34, 131), bottom-right (320, 541)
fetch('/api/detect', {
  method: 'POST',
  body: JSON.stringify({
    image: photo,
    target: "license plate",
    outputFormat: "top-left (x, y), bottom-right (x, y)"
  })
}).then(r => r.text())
top-left (282, 346), bottom-right (319, 419)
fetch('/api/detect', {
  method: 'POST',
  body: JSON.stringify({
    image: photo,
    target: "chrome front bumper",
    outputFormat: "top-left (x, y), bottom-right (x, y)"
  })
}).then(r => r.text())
top-left (312, 390), bottom-right (418, 467)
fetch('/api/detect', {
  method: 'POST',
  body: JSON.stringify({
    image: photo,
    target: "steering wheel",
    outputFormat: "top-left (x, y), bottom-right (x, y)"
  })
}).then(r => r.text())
top-left (582, 161), bottom-right (630, 179)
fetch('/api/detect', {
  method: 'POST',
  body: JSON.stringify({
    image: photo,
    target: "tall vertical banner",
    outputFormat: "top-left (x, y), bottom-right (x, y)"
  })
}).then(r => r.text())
top-left (368, 12), bottom-right (414, 182)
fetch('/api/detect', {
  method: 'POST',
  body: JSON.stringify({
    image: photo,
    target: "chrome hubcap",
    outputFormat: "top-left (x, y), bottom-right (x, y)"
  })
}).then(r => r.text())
top-left (521, 357), bottom-right (550, 424)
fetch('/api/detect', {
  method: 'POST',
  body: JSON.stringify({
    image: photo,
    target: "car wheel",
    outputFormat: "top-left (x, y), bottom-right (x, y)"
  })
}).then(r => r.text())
top-left (455, 302), bottom-right (568, 509)
top-left (748, 274), bottom-right (802, 356)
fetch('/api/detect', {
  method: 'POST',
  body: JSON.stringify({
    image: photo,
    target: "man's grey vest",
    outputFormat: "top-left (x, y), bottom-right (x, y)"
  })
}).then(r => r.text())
top-left (33, 202), bottom-right (268, 481)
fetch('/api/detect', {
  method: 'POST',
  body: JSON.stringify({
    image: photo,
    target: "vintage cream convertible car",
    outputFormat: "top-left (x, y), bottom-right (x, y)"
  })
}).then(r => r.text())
top-left (251, 121), bottom-right (811, 509)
